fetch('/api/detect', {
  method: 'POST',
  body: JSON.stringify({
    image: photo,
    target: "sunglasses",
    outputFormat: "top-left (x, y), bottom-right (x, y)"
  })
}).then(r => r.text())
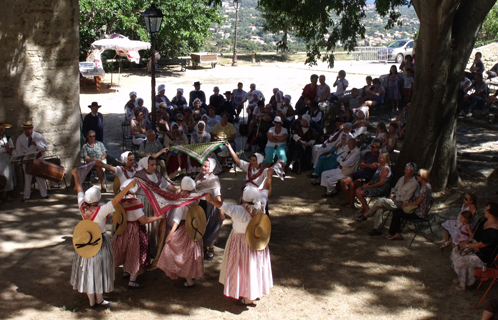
top-left (89, 135), bottom-right (95, 138)
top-left (464, 197), bottom-right (469, 201)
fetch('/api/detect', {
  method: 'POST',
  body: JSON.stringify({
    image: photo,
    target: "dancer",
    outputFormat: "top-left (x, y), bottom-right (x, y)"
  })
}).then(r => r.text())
top-left (112, 179), bottom-right (165, 288)
top-left (70, 168), bottom-right (136, 308)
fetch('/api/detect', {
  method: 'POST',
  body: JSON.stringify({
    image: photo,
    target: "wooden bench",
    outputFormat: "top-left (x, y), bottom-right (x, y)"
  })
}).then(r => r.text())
top-left (159, 57), bottom-right (191, 72)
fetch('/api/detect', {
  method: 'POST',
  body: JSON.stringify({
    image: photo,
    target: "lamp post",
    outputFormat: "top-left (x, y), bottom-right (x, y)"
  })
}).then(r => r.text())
top-left (232, 0), bottom-right (241, 66)
top-left (142, 3), bottom-right (164, 132)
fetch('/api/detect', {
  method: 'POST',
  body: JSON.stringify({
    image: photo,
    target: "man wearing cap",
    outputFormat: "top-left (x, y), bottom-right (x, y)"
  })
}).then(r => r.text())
top-left (125, 91), bottom-right (138, 122)
top-left (264, 116), bottom-right (288, 166)
top-left (15, 121), bottom-right (49, 201)
top-left (82, 130), bottom-right (108, 192)
top-left (232, 82), bottom-right (247, 122)
top-left (219, 91), bottom-right (236, 122)
top-left (171, 88), bottom-right (187, 112)
top-left (209, 86), bottom-right (225, 112)
top-left (355, 162), bottom-right (419, 235)
top-left (132, 98), bottom-right (150, 126)
top-left (83, 102), bottom-right (104, 142)
top-left (0, 122), bottom-right (15, 202)
top-left (189, 81), bottom-right (207, 109)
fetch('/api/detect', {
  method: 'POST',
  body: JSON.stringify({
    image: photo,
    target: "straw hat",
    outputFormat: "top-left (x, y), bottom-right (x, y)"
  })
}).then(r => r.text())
top-left (0, 123), bottom-right (12, 129)
top-left (186, 204), bottom-right (206, 241)
top-left (113, 176), bottom-right (121, 195)
top-left (0, 174), bottom-right (7, 192)
top-left (21, 121), bottom-right (34, 128)
top-left (245, 212), bottom-right (271, 251)
top-left (72, 220), bottom-right (103, 258)
top-left (112, 203), bottom-right (127, 236)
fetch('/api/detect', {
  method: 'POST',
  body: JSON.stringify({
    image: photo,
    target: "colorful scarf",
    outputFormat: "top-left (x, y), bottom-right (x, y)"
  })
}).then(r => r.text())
top-left (169, 141), bottom-right (224, 163)
top-left (79, 202), bottom-right (100, 221)
top-left (195, 173), bottom-right (221, 192)
top-left (121, 197), bottom-right (144, 211)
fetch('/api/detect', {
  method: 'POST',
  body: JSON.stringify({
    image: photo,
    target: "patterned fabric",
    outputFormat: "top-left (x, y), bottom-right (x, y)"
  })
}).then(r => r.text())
top-left (112, 221), bottom-right (150, 275)
top-left (81, 141), bottom-right (106, 159)
top-left (121, 197), bottom-right (144, 211)
top-left (245, 164), bottom-right (266, 187)
top-left (170, 141), bottom-right (224, 163)
top-left (137, 181), bottom-right (206, 217)
top-left (134, 170), bottom-right (163, 188)
top-left (451, 247), bottom-right (483, 290)
top-left (195, 174), bottom-right (221, 192)
top-left (74, 162), bottom-right (95, 191)
top-left (412, 184), bottom-right (432, 218)
top-left (79, 202), bottom-right (101, 221)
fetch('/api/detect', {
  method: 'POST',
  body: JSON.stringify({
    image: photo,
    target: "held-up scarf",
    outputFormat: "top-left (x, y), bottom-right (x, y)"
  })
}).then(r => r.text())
top-left (195, 173), bottom-right (221, 191)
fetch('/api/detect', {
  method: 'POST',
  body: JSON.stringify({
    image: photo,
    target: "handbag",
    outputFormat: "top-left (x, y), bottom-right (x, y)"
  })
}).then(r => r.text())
top-left (403, 205), bottom-right (418, 214)
top-left (458, 239), bottom-right (478, 256)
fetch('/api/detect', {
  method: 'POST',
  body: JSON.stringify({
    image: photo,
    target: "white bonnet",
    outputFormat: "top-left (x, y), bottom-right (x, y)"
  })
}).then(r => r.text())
top-left (252, 153), bottom-right (264, 165)
top-left (302, 114), bottom-right (311, 125)
top-left (242, 186), bottom-right (261, 204)
top-left (284, 94), bottom-right (291, 101)
top-left (84, 186), bottom-right (101, 203)
top-left (158, 84), bottom-right (165, 92)
top-left (129, 91), bottom-right (137, 98)
top-left (120, 151), bottom-right (132, 164)
top-left (177, 88), bottom-right (183, 93)
top-left (138, 156), bottom-right (150, 170)
top-left (181, 176), bottom-right (196, 192)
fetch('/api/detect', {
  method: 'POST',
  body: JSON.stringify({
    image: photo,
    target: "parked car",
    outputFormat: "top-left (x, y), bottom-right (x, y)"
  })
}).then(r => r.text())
top-left (377, 39), bottom-right (414, 63)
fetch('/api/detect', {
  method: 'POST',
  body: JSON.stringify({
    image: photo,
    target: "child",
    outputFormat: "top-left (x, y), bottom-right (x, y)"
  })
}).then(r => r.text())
top-left (453, 211), bottom-right (474, 244)
top-left (381, 122), bottom-right (399, 153)
top-left (375, 121), bottom-right (388, 148)
top-left (403, 68), bottom-right (414, 104)
top-left (388, 65), bottom-right (401, 112)
top-left (347, 88), bottom-right (361, 110)
top-left (360, 76), bottom-right (374, 104)
top-left (167, 131), bottom-right (183, 172)
top-left (441, 192), bottom-right (478, 248)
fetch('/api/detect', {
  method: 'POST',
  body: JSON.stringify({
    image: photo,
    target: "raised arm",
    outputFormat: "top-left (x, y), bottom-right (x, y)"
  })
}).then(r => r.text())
top-left (72, 168), bottom-right (84, 194)
top-left (224, 141), bottom-right (240, 166)
top-left (112, 179), bottom-right (138, 207)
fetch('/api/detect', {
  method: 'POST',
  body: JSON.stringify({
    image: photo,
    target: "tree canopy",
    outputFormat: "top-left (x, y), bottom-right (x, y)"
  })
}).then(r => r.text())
top-left (79, 0), bottom-right (223, 61)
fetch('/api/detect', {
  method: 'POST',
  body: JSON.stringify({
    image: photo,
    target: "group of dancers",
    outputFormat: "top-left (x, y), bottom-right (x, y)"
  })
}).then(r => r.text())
top-left (70, 142), bottom-right (278, 308)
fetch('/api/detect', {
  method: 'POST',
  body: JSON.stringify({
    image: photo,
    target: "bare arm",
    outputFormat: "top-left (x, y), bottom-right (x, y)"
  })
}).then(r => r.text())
top-left (138, 214), bottom-right (165, 224)
top-left (72, 168), bottom-right (83, 194)
top-left (166, 222), bottom-right (178, 243)
top-left (112, 180), bottom-right (138, 207)
top-left (364, 167), bottom-right (389, 189)
top-left (224, 141), bottom-right (240, 166)
top-left (205, 193), bottom-right (223, 209)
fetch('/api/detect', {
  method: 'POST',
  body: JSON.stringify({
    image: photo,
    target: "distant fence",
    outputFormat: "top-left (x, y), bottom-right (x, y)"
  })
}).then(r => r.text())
top-left (350, 46), bottom-right (387, 63)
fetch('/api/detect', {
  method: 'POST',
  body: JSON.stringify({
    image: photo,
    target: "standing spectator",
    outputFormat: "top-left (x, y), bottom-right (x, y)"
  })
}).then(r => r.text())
top-left (83, 102), bottom-right (104, 142)
top-left (0, 122), bottom-right (15, 202)
top-left (403, 68), bottom-right (415, 104)
top-left (388, 65), bottom-right (402, 112)
top-left (219, 91), bottom-right (236, 122)
top-left (232, 82), bottom-right (247, 122)
top-left (81, 130), bottom-right (107, 192)
top-left (399, 55), bottom-right (415, 75)
top-left (302, 74), bottom-right (319, 101)
top-left (330, 70), bottom-right (349, 103)
top-left (209, 86), bottom-right (225, 112)
top-left (16, 121), bottom-right (49, 201)
top-left (316, 75), bottom-right (331, 107)
top-left (189, 81), bottom-right (207, 109)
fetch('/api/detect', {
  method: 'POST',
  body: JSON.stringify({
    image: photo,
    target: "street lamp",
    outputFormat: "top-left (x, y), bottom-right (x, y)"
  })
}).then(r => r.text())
top-left (142, 2), bottom-right (164, 132)
top-left (232, 0), bottom-right (241, 66)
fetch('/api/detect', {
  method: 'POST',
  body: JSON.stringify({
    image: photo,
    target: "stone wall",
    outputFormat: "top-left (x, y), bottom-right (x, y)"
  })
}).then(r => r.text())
top-left (0, 0), bottom-right (80, 183)
top-left (468, 42), bottom-right (498, 71)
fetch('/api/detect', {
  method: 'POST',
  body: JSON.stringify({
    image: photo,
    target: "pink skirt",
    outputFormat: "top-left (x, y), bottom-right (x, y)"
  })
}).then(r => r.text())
top-left (220, 231), bottom-right (273, 301)
top-left (112, 221), bottom-right (150, 275)
top-left (157, 223), bottom-right (204, 279)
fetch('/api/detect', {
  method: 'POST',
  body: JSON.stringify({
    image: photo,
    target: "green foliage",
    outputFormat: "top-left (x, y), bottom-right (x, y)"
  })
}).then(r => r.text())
top-left (79, 0), bottom-right (223, 61)
top-left (477, 2), bottom-right (498, 44)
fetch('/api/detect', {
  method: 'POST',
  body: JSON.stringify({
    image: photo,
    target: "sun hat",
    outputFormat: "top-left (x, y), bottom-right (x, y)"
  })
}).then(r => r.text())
top-left (112, 203), bottom-right (127, 236)
top-left (246, 212), bottom-right (271, 251)
top-left (73, 220), bottom-right (103, 258)
top-left (21, 121), bottom-right (34, 128)
top-left (88, 101), bottom-right (101, 108)
top-left (186, 204), bottom-right (206, 241)
top-left (0, 123), bottom-right (12, 129)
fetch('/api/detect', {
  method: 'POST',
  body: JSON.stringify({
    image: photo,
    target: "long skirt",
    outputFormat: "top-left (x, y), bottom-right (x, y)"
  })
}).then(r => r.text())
top-left (70, 232), bottom-right (114, 294)
top-left (451, 247), bottom-right (484, 289)
top-left (137, 194), bottom-right (160, 257)
top-left (219, 231), bottom-right (273, 301)
top-left (0, 152), bottom-right (16, 192)
top-left (199, 200), bottom-right (223, 246)
top-left (157, 223), bottom-right (204, 280)
top-left (442, 216), bottom-right (463, 245)
top-left (112, 221), bottom-right (150, 276)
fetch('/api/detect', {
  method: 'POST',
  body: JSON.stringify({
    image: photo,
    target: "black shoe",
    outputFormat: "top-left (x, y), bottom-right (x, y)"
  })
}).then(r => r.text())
top-left (41, 195), bottom-right (50, 200)
top-left (307, 172), bottom-right (318, 178)
top-left (295, 160), bottom-right (302, 174)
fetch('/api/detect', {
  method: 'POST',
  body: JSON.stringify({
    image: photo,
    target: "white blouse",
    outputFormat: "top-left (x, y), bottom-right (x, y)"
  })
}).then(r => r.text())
top-left (77, 192), bottom-right (115, 233)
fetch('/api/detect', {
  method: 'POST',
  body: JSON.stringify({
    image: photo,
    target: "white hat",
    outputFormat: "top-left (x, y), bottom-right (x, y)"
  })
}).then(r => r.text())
top-left (138, 156), bottom-right (150, 171)
top-left (120, 151), bottom-right (131, 164)
top-left (158, 84), bottom-right (165, 92)
top-left (129, 91), bottom-right (137, 98)
top-left (273, 116), bottom-right (283, 124)
top-left (207, 158), bottom-right (216, 173)
top-left (243, 186), bottom-right (261, 207)
top-left (177, 88), bottom-right (183, 93)
top-left (120, 179), bottom-right (139, 194)
top-left (252, 153), bottom-right (264, 165)
top-left (84, 186), bottom-right (101, 203)
top-left (137, 97), bottom-right (144, 102)
top-left (302, 114), bottom-right (311, 124)
top-left (284, 94), bottom-right (291, 101)
top-left (181, 176), bottom-right (196, 192)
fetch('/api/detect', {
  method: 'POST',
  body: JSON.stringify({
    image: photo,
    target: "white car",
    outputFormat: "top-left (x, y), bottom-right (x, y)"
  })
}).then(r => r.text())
top-left (377, 39), bottom-right (414, 63)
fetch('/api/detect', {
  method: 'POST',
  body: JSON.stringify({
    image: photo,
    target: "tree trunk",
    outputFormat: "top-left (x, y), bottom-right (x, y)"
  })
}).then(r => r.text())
top-left (396, 0), bottom-right (496, 191)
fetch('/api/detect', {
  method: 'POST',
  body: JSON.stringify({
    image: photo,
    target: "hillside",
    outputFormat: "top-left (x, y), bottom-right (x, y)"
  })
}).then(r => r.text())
top-left (204, 0), bottom-right (419, 53)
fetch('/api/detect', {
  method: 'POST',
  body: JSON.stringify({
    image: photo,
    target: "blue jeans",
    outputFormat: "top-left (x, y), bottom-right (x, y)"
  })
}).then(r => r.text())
top-left (465, 96), bottom-right (485, 114)
top-left (264, 144), bottom-right (288, 164)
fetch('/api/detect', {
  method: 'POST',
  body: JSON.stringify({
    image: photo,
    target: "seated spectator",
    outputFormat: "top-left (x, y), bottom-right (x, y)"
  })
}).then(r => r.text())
top-left (297, 95), bottom-right (312, 116)
top-left (125, 91), bottom-right (138, 122)
top-left (192, 98), bottom-right (206, 117)
top-left (157, 103), bottom-right (171, 138)
top-left (155, 84), bottom-right (172, 118)
top-left (212, 112), bottom-right (237, 156)
top-left (343, 88), bottom-right (360, 110)
top-left (385, 168), bottom-right (432, 240)
top-left (460, 73), bottom-right (488, 118)
top-left (139, 130), bottom-right (169, 179)
top-left (277, 95), bottom-right (295, 120)
top-left (209, 86), bottom-right (225, 112)
top-left (351, 110), bottom-right (368, 138)
top-left (131, 109), bottom-right (147, 145)
top-left (441, 192), bottom-right (478, 248)
top-left (200, 114), bottom-right (213, 133)
top-left (306, 101), bottom-right (323, 125)
top-left (171, 88), bottom-right (188, 113)
top-left (487, 62), bottom-right (498, 80)
top-left (375, 122), bottom-right (388, 148)
top-left (206, 105), bottom-right (221, 129)
top-left (330, 70), bottom-right (348, 103)
top-left (311, 133), bottom-right (350, 185)
top-left (270, 88), bottom-right (284, 111)
top-left (465, 52), bottom-right (484, 81)
top-left (183, 108), bottom-right (196, 135)
top-left (288, 114), bottom-right (317, 174)
top-left (302, 74), bottom-right (319, 102)
top-left (188, 121), bottom-right (220, 175)
top-left (163, 122), bottom-right (189, 176)
top-left (362, 78), bottom-right (385, 110)
top-left (315, 75), bottom-right (331, 107)
top-left (81, 130), bottom-right (107, 191)
top-left (132, 98), bottom-right (150, 127)
top-left (175, 113), bottom-right (188, 134)
top-left (264, 116), bottom-right (288, 166)
top-left (381, 122), bottom-right (398, 153)
top-left (189, 81), bottom-right (207, 109)
top-left (355, 153), bottom-right (391, 214)
top-left (355, 162), bottom-right (419, 236)
top-left (246, 103), bottom-right (274, 152)
top-left (451, 202), bottom-right (498, 291)
top-left (360, 76), bottom-right (374, 104)
top-left (219, 91), bottom-right (236, 121)
top-left (320, 138), bottom-right (361, 196)
top-left (339, 139), bottom-right (382, 206)
top-left (344, 108), bottom-right (355, 123)
top-left (310, 119), bottom-right (351, 173)
top-left (83, 102), bottom-right (104, 142)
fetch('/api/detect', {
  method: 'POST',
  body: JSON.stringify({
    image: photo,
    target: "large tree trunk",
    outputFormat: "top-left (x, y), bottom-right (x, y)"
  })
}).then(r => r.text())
top-left (396, 0), bottom-right (496, 191)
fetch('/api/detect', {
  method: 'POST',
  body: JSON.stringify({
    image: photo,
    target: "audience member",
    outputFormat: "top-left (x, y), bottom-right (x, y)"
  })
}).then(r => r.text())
top-left (209, 86), bottom-right (225, 111)
top-left (465, 52), bottom-right (484, 81)
top-left (81, 130), bottom-right (107, 192)
top-left (264, 116), bottom-right (289, 166)
top-left (125, 91), bottom-right (138, 122)
top-left (0, 122), bottom-right (15, 202)
top-left (138, 130), bottom-right (169, 179)
top-left (189, 81), bottom-right (207, 109)
top-left (131, 109), bottom-right (147, 145)
top-left (288, 115), bottom-right (317, 174)
top-left (232, 82), bottom-right (247, 122)
top-left (83, 102), bottom-right (104, 142)
top-left (171, 88), bottom-right (188, 112)
top-left (355, 153), bottom-right (391, 214)
top-left (460, 73), bottom-right (488, 118)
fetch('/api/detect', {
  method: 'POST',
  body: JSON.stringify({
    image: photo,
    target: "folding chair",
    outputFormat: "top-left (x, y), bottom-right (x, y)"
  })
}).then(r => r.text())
top-left (474, 255), bottom-right (498, 308)
top-left (121, 121), bottom-right (132, 151)
top-left (400, 197), bottom-right (435, 246)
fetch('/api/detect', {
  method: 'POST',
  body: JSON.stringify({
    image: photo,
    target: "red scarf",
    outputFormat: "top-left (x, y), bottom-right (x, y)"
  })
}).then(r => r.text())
top-left (79, 203), bottom-right (100, 221)
top-left (121, 197), bottom-right (144, 211)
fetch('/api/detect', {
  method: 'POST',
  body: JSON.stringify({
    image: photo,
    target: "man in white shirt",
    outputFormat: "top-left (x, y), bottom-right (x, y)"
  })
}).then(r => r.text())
top-left (15, 121), bottom-right (49, 201)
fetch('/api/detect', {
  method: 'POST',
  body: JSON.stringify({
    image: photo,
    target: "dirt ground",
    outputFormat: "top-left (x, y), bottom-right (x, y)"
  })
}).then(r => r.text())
top-left (1, 61), bottom-right (497, 319)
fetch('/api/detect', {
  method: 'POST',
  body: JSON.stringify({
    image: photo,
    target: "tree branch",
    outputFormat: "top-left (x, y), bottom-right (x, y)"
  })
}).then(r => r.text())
top-left (81, 7), bottom-right (98, 28)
